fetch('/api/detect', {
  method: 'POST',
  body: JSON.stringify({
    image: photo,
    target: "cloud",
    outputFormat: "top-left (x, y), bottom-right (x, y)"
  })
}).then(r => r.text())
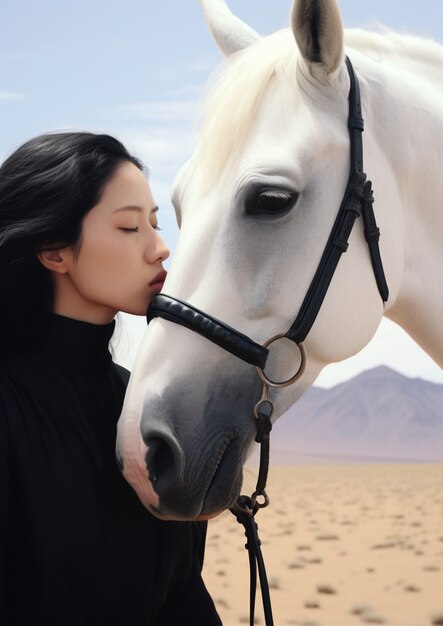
top-left (165, 83), bottom-right (206, 98)
top-left (185, 54), bottom-right (220, 74)
top-left (115, 125), bottom-right (197, 176)
top-left (0, 52), bottom-right (37, 61)
top-left (106, 91), bottom-right (203, 207)
top-left (0, 91), bottom-right (25, 101)
top-left (106, 99), bottom-right (201, 124)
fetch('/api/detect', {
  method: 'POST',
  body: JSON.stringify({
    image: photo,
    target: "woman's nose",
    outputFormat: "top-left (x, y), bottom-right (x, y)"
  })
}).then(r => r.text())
top-left (157, 232), bottom-right (170, 262)
top-left (146, 229), bottom-right (170, 263)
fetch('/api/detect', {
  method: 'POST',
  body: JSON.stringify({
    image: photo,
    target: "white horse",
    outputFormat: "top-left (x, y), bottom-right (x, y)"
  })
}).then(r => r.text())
top-left (117, 0), bottom-right (443, 520)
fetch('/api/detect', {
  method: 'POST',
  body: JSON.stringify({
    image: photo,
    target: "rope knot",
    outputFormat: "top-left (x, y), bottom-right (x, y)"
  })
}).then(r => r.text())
top-left (348, 172), bottom-right (367, 200)
top-left (255, 411), bottom-right (273, 443)
top-left (363, 179), bottom-right (374, 204)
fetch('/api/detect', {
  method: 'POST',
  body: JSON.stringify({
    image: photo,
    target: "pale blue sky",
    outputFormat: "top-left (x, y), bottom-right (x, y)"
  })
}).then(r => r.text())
top-left (2, 1), bottom-right (443, 156)
top-left (1, 1), bottom-right (442, 385)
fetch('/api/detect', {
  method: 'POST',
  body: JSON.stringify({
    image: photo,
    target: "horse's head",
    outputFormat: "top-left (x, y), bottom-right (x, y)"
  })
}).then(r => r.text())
top-left (117, 0), bottom-right (398, 520)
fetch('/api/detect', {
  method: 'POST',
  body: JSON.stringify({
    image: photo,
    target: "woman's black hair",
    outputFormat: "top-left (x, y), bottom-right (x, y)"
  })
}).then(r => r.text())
top-left (0, 131), bottom-right (144, 357)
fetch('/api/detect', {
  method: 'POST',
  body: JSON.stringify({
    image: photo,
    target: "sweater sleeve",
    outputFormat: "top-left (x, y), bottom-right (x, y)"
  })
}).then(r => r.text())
top-left (0, 394), bottom-right (10, 619)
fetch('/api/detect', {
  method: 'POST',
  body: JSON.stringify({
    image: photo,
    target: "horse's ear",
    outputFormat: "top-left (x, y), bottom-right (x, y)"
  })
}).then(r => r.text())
top-left (200, 0), bottom-right (260, 57)
top-left (291, 0), bottom-right (344, 80)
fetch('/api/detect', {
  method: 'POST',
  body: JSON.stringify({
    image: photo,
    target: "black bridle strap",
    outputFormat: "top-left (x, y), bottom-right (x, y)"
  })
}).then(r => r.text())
top-left (229, 406), bottom-right (274, 626)
top-left (231, 503), bottom-right (274, 626)
top-left (147, 294), bottom-right (269, 369)
top-left (231, 403), bottom-right (274, 626)
top-left (286, 57), bottom-right (388, 344)
top-left (361, 180), bottom-right (389, 302)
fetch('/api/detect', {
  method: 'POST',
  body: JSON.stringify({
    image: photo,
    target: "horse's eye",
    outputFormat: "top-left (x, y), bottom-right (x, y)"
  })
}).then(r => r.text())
top-left (246, 189), bottom-right (298, 216)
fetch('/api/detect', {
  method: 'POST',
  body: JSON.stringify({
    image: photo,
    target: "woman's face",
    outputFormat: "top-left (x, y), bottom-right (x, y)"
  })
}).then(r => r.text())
top-left (54, 162), bottom-right (169, 322)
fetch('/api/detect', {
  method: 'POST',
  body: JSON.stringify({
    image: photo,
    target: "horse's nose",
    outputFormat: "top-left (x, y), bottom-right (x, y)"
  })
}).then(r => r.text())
top-left (142, 425), bottom-right (185, 497)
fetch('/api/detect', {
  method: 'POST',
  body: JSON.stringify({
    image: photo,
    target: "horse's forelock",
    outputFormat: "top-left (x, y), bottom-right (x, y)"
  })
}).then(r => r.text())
top-left (194, 30), bottom-right (299, 191)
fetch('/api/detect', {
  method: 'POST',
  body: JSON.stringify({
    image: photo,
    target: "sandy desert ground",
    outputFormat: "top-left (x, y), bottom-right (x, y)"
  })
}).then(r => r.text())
top-left (203, 464), bottom-right (443, 626)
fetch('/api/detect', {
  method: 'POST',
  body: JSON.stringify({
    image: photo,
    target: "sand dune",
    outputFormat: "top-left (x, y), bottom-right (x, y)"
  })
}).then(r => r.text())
top-left (203, 464), bottom-right (443, 626)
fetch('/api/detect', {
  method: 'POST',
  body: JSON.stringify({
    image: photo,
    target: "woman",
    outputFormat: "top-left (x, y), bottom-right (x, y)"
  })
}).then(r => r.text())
top-left (0, 132), bottom-right (221, 626)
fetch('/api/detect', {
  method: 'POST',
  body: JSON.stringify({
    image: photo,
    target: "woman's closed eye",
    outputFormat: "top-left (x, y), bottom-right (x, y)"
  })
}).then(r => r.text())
top-left (119, 223), bottom-right (162, 233)
top-left (120, 227), bottom-right (139, 232)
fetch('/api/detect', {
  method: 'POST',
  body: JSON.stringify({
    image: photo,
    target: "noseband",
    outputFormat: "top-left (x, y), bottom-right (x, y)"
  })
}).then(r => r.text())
top-left (146, 57), bottom-right (388, 626)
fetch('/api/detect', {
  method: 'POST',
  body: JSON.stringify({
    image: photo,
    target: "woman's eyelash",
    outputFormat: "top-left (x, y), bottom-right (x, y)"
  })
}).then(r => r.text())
top-left (119, 224), bottom-right (161, 233)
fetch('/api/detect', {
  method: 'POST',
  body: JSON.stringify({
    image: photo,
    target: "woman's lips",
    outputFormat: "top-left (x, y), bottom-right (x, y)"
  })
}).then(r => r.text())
top-left (149, 269), bottom-right (167, 292)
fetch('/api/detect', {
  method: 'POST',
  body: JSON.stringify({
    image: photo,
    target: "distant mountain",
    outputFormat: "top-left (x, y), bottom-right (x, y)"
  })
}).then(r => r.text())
top-left (269, 366), bottom-right (443, 463)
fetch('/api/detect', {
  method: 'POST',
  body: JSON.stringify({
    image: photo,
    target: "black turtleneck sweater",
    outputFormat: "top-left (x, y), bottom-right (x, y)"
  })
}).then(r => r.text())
top-left (0, 314), bottom-right (221, 626)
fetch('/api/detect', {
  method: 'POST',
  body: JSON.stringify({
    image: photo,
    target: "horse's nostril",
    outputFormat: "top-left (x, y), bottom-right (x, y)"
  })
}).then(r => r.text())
top-left (146, 437), bottom-right (173, 481)
top-left (144, 435), bottom-right (184, 497)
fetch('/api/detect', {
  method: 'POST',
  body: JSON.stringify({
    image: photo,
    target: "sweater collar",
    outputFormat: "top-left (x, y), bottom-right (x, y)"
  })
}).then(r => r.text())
top-left (40, 313), bottom-right (115, 370)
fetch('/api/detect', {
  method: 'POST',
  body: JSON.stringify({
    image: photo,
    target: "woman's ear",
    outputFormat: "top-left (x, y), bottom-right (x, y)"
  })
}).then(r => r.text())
top-left (36, 248), bottom-right (70, 274)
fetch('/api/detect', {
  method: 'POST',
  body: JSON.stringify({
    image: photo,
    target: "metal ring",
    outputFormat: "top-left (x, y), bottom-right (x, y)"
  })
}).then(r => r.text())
top-left (256, 334), bottom-right (306, 388)
top-left (253, 398), bottom-right (274, 420)
top-left (250, 490), bottom-right (270, 510)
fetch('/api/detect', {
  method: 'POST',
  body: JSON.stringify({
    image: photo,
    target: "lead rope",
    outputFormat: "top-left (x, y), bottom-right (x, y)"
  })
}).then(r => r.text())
top-left (230, 383), bottom-right (275, 626)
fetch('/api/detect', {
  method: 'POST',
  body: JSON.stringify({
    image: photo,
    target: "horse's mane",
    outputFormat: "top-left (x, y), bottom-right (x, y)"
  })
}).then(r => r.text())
top-left (191, 27), bottom-right (443, 190)
top-left (345, 28), bottom-right (443, 69)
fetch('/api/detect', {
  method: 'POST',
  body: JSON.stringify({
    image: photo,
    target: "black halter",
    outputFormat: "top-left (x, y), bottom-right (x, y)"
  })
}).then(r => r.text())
top-left (146, 57), bottom-right (388, 626)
